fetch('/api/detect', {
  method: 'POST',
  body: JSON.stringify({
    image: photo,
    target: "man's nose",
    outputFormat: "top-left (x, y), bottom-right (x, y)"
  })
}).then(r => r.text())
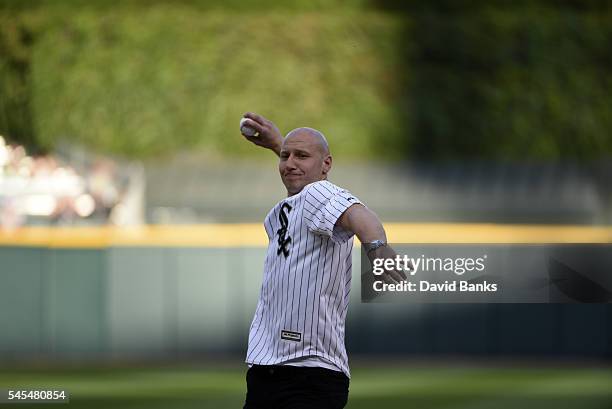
top-left (285, 154), bottom-right (297, 170)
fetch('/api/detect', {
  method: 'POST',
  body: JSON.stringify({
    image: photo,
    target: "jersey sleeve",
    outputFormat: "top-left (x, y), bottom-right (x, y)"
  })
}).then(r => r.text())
top-left (302, 181), bottom-right (361, 243)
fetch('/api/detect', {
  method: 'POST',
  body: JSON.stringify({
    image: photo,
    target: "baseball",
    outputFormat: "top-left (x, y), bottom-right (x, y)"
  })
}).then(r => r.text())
top-left (240, 118), bottom-right (260, 138)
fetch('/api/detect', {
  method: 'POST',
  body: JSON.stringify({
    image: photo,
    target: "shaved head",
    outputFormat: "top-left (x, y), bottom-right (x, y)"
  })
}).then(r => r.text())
top-left (279, 127), bottom-right (333, 196)
top-left (285, 127), bottom-right (330, 156)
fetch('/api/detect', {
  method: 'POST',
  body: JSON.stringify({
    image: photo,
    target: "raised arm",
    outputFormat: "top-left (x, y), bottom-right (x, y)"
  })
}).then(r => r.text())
top-left (240, 112), bottom-right (284, 156)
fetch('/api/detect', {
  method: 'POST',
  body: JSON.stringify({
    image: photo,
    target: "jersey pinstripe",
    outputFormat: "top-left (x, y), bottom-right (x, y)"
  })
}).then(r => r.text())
top-left (245, 180), bottom-right (361, 378)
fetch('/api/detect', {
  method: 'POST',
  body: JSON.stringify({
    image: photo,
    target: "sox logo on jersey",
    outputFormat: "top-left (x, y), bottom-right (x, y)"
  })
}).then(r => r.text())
top-left (246, 180), bottom-right (361, 378)
top-left (277, 203), bottom-right (292, 258)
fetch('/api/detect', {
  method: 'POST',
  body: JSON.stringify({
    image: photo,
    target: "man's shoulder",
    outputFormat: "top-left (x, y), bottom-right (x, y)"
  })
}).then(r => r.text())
top-left (302, 180), bottom-right (348, 197)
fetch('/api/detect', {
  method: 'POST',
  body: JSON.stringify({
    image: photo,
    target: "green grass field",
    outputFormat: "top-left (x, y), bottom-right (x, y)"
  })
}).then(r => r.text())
top-left (2, 363), bottom-right (611, 409)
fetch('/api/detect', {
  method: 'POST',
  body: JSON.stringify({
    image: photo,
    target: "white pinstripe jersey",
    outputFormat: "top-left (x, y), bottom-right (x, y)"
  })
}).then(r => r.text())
top-left (245, 180), bottom-right (361, 378)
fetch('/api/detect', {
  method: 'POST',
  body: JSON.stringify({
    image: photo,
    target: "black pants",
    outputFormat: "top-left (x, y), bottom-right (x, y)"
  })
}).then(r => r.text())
top-left (243, 364), bottom-right (350, 409)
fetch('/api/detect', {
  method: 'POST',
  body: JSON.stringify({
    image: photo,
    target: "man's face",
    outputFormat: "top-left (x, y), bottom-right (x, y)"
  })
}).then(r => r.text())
top-left (279, 132), bottom-right (331, 196)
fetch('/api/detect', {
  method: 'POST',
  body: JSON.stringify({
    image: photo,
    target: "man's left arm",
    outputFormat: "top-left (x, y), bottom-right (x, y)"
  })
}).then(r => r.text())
top-left (337, 204), bottom-right (407, 285)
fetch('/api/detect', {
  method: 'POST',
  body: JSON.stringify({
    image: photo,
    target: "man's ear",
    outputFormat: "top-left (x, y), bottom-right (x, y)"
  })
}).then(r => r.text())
top-left (322, 155), bottom-right (332, 175)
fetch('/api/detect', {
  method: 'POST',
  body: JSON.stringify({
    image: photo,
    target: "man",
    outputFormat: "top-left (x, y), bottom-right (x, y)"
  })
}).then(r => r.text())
top-left (240, 112), bottom-right (405, 409)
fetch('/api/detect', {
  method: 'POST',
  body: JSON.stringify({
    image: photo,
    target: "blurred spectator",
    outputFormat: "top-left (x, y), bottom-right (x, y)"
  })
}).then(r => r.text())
top-left (88, 159), bottom-right (120, 219)
top-left (0, 135), bottom-right (128, 229)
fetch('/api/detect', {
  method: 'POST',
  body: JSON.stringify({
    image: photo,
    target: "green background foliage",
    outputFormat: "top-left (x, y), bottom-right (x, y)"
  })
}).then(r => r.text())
top-left (409, 7), bottom-right (612, 159)
top-left (0, 1), bottom-right (611, 160)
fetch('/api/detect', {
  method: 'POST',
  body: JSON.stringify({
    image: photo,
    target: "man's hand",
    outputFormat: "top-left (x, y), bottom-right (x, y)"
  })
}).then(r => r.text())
top-left (361, 244), bottom-right (410, 301)
top-left (241, 112), bottom-right (283, 156)
top-left (337, 204), bottom-right (410, 299)
top-left (367, 244), bottom-right (409, 284)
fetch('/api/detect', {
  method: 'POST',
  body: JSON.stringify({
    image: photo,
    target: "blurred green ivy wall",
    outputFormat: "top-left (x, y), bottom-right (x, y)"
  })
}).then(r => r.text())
top-left (1, 1), bottom-right (611, 160)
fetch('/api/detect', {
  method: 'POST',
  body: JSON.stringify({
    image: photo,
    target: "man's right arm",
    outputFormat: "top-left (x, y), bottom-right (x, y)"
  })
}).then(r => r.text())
top-left (241, 112), bottom-right (283, 156)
